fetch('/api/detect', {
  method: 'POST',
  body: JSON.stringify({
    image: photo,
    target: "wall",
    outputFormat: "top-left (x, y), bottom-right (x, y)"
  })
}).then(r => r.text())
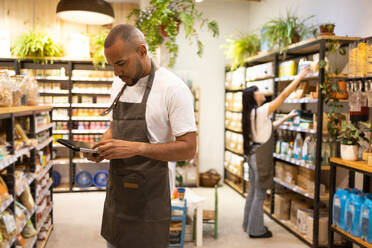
top-left (171, 0), bottom-right (372, 176)
top-left (0, 0), bottom-right (138, 55)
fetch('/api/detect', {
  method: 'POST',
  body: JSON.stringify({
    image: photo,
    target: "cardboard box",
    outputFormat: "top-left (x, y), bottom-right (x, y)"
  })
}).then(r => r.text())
top-left (297, 209), bottom-right (313, 234)
top-left (307, 214), bottom-right (328, 245)
top-left (276, 162), bottom-right (285, 181)
top-left (298, 167), bottom-right (315, 179)
top-left (284, 164), bottom-right (298, 184)
top-left (275, 194), bottom-right (291, 220)
top-left (296, 175), bottom-right (308, 189)
top-left (290, 200), bottom-right (311, 225)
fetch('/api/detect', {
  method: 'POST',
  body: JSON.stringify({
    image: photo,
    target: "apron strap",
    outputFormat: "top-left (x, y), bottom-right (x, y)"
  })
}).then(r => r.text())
top-left (100, 59), bottom-right (156, 116)
top-left (141, 59), bottom-right (156, 105)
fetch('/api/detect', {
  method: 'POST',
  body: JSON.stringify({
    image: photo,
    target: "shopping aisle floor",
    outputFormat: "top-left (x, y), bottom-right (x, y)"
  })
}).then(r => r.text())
top-left (48, 184), bottom-right (306, 248)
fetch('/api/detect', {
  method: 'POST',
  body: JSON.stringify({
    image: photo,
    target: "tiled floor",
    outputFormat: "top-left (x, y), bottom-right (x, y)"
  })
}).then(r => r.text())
top-left (48, 184), bottom-right (306, 248)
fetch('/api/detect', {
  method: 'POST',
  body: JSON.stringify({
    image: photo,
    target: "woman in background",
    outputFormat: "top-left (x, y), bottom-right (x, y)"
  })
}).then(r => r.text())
top-left (242, 67), bottom-right (311, 238)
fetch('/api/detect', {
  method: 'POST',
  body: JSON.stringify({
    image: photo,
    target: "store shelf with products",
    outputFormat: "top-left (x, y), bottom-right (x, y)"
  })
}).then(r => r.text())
top-left (36, 224), bottom-right (53, 248)
top-left (0, 106), bottom-right (54, 248)
top-left (36, 180), bottom-right (53, 205)
top-left (36, 161), bottom-right (54, 181)
top-left (331, 225), bottom-right (370, 248)
top-left (224, 36), bottom-right (359, 248)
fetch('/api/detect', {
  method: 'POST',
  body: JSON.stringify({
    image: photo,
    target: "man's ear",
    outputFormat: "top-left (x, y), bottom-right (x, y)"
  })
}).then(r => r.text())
top-left (137, 44), bottom-right (147, 58)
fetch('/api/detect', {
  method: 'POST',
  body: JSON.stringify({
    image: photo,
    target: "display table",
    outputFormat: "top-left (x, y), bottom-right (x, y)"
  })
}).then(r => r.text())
top-left (171, 188), bottom-right (205, 247)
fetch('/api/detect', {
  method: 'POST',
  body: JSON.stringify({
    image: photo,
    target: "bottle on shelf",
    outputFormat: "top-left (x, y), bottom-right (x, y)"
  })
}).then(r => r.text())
top-left (302, 135), bottom-right (311, 162)
top-left (293, 133), bottom-right (303, 160)
top-left (276, 131), bottom-right (282, 154)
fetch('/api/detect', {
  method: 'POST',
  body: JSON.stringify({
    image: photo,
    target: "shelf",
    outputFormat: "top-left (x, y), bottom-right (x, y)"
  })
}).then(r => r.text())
top-left (224, 166), bottom-right (243, 178)
top-left (36, 77), bottom-right (69, 81)
top-left (278, 125), bottom-right (316, 134)
top-left (71, 116), bottom-right (109, 121)
top-left (72, 186), bottom-right (106, 192)
top-left (52, 143), bottom-right (65, 148)
top-left (17, 206), bottom-right (37, 235)
top-left (243, 36), bottom-right (360, 65)
top-left (330, 157), bottom-right (372, 175)
top-left (246, 75), bottom-right (274, 82)
top-left (37, 224), bottom-right (53, 248)
top-left (37, 205), bottom-right (53, 233)
top-left (71, 103), bottom-right (110, 108)
top-left (225, 127), bottom-right (242, 134)
top-left (53, 183), bottom-right (71, 193)
top-left (225, 88), bottom-right (243, 93)
top-left (53, 130), bottom-right (69, 134)
top-left (46, 103), bottom-right (70, 108)
top-left (274, 177), bottom-right (328, 201)
top-left (0, 196), bottom-right (13, 213)
top-left (35, 123), bottom-right (54, 134)
top-left (284, 98), bottom-right (318, 104)
top-left (36, 180), bottom-right (53, 205)
top-left (0, 155), bottom-right (17, 171)
top-left (225, 108), bottom-right (242, 113)
top-left (0, 106), bottom-right (52, 119)
top-left (71, 91), bottom-right (110, 95)
top-left (224, 147), bottom-right (244, 157)
top-left (72, 129), bottom-right (106, 134)
top-left (331, 225), bottom-right (370, 248)
top-left (72, 158), bottom-right (109, 164)
top-left (52, 117), bottom-right (69, 121)
top-left (36, 137), bottom-right (53, 151)
top-left (25, 235), bottom-right (38, 248)
top-left (36, 161), bottom-right (54, 181)
top-left (53, 158), bottom-right (70, 165)
top-left (72, 78), bottom-right (113, 83)
top-left (273, 153), bottom-right (330, 171)
top-left (16, 174), bottom-right (35, 197)
top-left (224, 179), bottom-right (244, 195)
top-left (275, 74), bottom-right (347, 82)
top-left (40, 91), bottom-right (69, 95)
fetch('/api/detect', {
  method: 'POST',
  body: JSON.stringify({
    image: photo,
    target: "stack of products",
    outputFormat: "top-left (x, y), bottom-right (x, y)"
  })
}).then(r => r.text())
top-left (36, 130), bottom-right (50, 145)
top-left (225, 131), bottom-right (244, 154)
top-left (0, 210), bottom-right (16, 244)
top-left (276, 110), bottom-right (314, 130)
top-left (224, 150), bottom-right (244, 177)
top-left (333, 188), bottom-right (372, 244)
top-left (36, 174), bottom-right (52, 225)
top-left (246, 62), bottom-right (274, 81)
top-left (72, 135), bottom-right (101, 143)
top-left (72, 84), bottom-right (111, 94)
top-left (52, 109), bottom-right (68, 120)
top-left (71, 70), bottom-right (114, 80)
top-left (73, 122), bottom-right (110, 131)
top-left (72, 109), bottom-right (105, 117)
top-left (225, 92), bottom-right (242, 112)
top-left (39, 83), bottom-right (68, 94)
top-left (54, 122), bottom-right (68, 131)
top-left (225, 111), bottom-right (242, 132)
top-left (225, 67), bottom-right (246, 90)
top-left (35, 112), bottom-right (51, 129)
top-left (349, 40), bottom-right (372, 78)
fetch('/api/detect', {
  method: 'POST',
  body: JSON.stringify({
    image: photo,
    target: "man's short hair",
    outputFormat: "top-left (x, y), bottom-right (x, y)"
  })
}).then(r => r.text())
top-left (104, 24), bottom-right (144, 49)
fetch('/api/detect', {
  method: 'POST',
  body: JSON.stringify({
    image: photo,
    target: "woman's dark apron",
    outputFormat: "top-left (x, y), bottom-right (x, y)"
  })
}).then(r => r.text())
top-left (247, 128), bottom-right (275, 189)
top-left (101, 61), bottom-right (171, 247)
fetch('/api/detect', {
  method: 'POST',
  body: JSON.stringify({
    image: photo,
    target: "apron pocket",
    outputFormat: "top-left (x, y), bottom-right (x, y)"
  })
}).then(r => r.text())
top-left (112, 172), bottom-right (146, 218)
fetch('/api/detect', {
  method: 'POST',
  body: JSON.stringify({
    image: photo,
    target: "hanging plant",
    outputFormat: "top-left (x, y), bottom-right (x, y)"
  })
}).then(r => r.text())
top-left (262, 10), bottom-right (318, 56)
top-left (11, 31), bottom-right (64, 64)
top-left (90, 29), bottom-right (110, 68)
top-left (222, 33), bottom-right (260, 70)
top-left (128, 0), bottom-right (219, 67)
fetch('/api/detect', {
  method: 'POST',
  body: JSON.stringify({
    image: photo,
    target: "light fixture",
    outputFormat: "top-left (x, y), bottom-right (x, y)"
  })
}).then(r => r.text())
top-left (56, 0), bottom-right (115, 25)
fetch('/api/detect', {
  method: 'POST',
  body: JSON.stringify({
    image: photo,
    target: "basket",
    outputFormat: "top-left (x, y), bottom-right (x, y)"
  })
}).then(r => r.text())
top-left (200, 169), bottom-right (221, 187)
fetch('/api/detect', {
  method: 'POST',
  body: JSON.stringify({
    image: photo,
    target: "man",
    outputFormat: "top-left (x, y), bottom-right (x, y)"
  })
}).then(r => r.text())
top-left (84, 24), bottom-right (197, 248)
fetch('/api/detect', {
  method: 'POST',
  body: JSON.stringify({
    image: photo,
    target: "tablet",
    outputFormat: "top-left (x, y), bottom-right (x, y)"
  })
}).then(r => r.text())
top-left (56, 139), bottom-right (98, 153)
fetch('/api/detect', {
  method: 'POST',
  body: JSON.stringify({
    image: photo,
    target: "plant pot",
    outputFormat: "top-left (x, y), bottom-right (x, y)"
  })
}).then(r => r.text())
top-left (160, 19), bottom-right (181, 38)
top-left (291, 32), bottom-right (301, 44)
top-left (335, 81), bottom-right (348, 99)
top-left (319, 24), bottom-right (335, 36)
top-left (340, 144), bottom-right (359, 161)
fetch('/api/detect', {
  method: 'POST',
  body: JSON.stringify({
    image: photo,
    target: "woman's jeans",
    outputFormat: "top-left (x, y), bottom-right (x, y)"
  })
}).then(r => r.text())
top-left (242, 154), bottom-right (267, 236)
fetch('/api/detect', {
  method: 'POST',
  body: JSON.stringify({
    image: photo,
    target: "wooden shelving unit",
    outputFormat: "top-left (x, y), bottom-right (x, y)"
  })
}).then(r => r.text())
top-left (224, 36), bottom-right (360, 248)
top-left (0, 106), bottom-right (54, 248)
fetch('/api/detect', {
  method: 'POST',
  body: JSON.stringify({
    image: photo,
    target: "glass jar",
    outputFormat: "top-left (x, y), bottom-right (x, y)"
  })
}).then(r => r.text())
top-left (22, 76), bottom-right (39, 106)
top-left (0, 70), bottom-right (12, 107)
top-left (10, 75), bottom-right (25, 107)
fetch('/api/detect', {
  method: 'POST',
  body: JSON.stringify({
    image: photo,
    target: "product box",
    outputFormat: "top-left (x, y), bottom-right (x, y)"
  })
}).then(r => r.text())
top-left (279, 60), bottom-right (297, 78)
top-left (298, 167), bottom-right (315, 179)
top-left (297, 208), bottom-right (313, 233)
top-left (275, 194), bottom-right (291, 220)
top-left (290, 200), bottom-right (311, 225)
top-left (246, 79), bottom-right (274, 96)
top-left (307, 214), bottom-right (328, 245)
top-left (284, 164), bottom-right (298, 184)
top-left (276, 162), bottom-right (285, 181)
top-left (246, 62), bottom-right (274, 81)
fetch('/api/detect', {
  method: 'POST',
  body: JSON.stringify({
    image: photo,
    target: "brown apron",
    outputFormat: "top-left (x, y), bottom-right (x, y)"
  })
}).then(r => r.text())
top-left (247, 127), bottom-right (274, 189)
top-left (101, 61), bottom-right (171, 247)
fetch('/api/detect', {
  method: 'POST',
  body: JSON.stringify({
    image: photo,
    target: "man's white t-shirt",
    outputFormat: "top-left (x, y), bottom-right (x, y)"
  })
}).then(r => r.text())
top-left (109, 67), bottom-right (197, 143)
top-left (250, 103), bottom-right (272, 144)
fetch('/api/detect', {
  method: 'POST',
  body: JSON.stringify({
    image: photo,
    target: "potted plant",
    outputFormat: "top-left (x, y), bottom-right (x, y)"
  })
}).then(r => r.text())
top-left (336, 121), bottom-right (370, 161)
top-left (128, 0), bottom-right (219, 67)
top-left (319, 23), bottom-right (335, 36)
top-left (90, 29), bottom-right (109, 68)
top-left (11, 31), bottom-right (64, 64)
top-left (222, 33), bottom-right (260, 70)
top-left (262, 10), bottom-right (317, 56)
